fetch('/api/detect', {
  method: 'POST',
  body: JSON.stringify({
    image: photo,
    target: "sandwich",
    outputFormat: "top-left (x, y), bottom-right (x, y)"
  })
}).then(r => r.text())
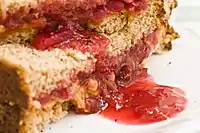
top-left (0, 0), bottom-right (179, 133)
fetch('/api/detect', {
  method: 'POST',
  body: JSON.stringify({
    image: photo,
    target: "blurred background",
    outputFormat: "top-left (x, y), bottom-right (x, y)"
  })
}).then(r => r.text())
top-left (174, 0), bottom-right (200, 22)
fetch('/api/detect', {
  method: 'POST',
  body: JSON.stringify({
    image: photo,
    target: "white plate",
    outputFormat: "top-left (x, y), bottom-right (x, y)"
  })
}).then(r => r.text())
top-left (46, 3), bottom-right (200, 133)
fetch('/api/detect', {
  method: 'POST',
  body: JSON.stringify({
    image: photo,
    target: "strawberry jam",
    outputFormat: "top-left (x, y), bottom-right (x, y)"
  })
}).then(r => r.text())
top-left (36, 87), bottom-right (70, 105)
top-left (1, 0), bottom-right (148, 29)
top-left (100, 75), bottom-right (187, 125)
top-left (41, 0), bottom-right (147, 24)
top-left (32, 21), bottom-right (110, 57)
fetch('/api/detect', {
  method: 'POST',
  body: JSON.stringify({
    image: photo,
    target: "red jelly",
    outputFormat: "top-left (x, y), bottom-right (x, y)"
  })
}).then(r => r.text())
top-left (41, 0), bottom-right (147, 24)
top-left (106, 0), bottom-right (125, 12)
top-left (36, 87), bottom-right (70, 105)
top-left (124, 0), bottom-right (147, 12)
top-left (32, 21), bottom-right (110, 57)
top-left (100, 78), bottom-right (187, 125)
top-left (82, 0), bottom-right (147, 23)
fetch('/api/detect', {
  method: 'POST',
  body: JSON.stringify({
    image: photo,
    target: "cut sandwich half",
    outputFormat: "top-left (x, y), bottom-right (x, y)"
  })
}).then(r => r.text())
top-left (0, 0), bottom-right (180, 133)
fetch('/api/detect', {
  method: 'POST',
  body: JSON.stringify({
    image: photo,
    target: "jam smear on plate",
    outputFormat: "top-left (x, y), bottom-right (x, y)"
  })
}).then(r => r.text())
top-left (100, 75), bottom-right (187, 125)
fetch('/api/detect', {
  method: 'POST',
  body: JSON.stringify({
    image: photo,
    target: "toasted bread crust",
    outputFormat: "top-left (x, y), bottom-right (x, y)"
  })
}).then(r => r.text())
top-left (0, 100), bottom-right (70, 133)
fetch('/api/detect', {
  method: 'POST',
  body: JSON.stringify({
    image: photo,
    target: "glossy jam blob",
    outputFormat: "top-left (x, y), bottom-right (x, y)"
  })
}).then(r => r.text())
top-left (100, 78), bottom-right (187, 125)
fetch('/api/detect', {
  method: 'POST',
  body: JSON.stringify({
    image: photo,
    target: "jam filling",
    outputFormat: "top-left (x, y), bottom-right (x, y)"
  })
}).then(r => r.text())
top-left (35, 87), bottom-right (71, 105)
top-left (1, 0), bottom-right (148, 29)
top-left (32, 21), bottom-right (187, 125)
top-left (32, 21), bottom-right (110, 57)
top-left (41, 0), bottom-right (148, 24)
